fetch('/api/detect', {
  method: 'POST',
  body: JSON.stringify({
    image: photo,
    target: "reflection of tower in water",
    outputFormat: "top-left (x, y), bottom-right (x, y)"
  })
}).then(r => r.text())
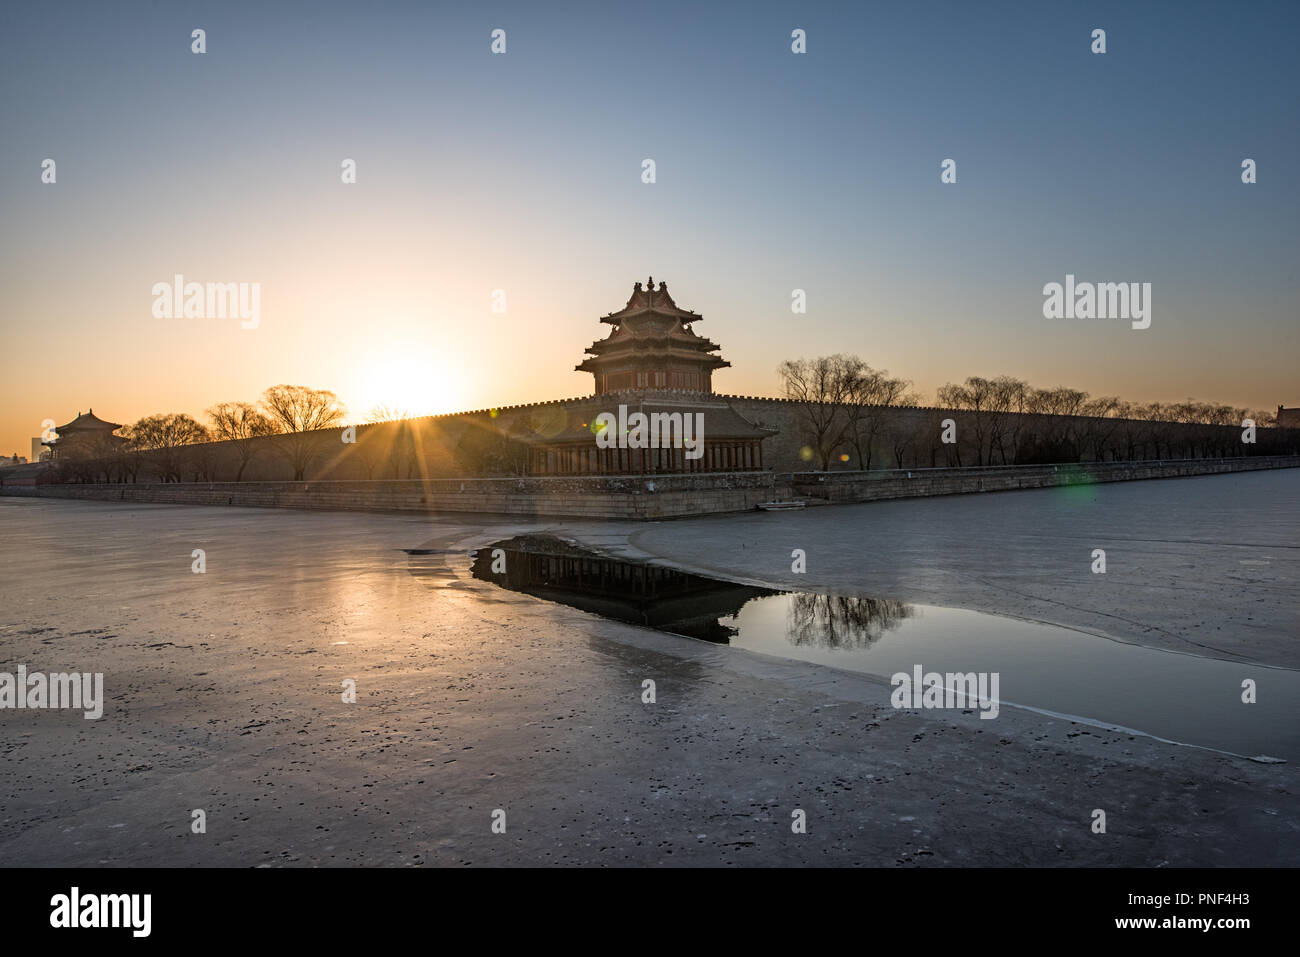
top-left (467, 536), bottom-right (915, 651)
top-left (470, 535), bottom-right (777, 643)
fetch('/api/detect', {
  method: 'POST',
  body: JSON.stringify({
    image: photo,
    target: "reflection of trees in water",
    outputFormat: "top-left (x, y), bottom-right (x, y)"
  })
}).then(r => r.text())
top-left (786, 593), bottom-right (914, 648)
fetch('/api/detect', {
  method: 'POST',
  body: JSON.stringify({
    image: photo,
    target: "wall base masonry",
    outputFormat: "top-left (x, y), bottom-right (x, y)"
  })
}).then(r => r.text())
top-left (4, 456), bottom-right (1296, 520)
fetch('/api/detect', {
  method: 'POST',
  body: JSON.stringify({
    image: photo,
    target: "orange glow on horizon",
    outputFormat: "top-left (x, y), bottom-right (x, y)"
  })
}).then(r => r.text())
top-left (346, 352), bottom-right (468, 423)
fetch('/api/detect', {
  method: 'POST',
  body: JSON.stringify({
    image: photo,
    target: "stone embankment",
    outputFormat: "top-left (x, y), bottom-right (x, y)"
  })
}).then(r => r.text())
top-left (3, 456), bottom-right (1295, 519)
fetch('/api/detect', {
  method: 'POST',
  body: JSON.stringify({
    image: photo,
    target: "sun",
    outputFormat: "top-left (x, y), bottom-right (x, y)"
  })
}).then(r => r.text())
top-left (350, 355), bottom-right (465, 421)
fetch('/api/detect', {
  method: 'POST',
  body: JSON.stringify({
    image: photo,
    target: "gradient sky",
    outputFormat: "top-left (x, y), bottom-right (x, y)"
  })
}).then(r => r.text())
top-left (2, 0), bottom-right (1296, 457)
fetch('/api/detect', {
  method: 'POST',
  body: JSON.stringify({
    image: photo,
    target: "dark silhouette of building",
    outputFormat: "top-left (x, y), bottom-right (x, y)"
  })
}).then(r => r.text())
top-left (576, 277), bottom-right (730, 394)
top-left (44, 409), bottom-right (125, 460)
top-left (525, 279), bottom-right (773, 475)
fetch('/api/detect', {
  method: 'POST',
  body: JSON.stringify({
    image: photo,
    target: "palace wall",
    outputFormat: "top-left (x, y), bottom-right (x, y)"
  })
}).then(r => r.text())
top-left (718, 395), bottom-right (1299, 471)
top-left (6, 456), bottom-right (1297, 520)
top-left (25, 391), bottom-right (1300, 486)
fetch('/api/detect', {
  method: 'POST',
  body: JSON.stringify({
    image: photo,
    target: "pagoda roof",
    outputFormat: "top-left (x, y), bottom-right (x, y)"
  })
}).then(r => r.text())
top-left (575, 347), bottom-right (731, 373)
top-left (55, 409), bottom-right (123, 434)
top-left (578, 334), bottom-right (728, 357)
top-left (601, 278), bottom-right (702, 324)
top-left (583, 279), bottom-right (725, 366)
top-left (584, 322), bottom-right (722, 348)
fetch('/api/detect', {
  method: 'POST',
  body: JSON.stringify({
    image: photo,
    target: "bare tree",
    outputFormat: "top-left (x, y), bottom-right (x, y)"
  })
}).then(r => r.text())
top-left (365, 405), bottom-right (410, 424)
top-left (989, 376), bottom-right (1029, 464)
top-left (1080, 395), bottom-right (1122, 461)
top-left (938, 378), bottom-right (990, 466)
top-left (788, 346), bottom-right (1293, 468)
top-left (778, 355), bottom-right (860, 470)
top-left (887, 410), bottom-right (927, 468)
top-left (110, 429), bottom-right (142, 483)
top-left (360, 408), bottom-right (423, 478)
top-left (260, 385), bottom-right (346, 481)
top-left (130, 413), bottom-right (209, 482)
top-left (1111, 401), bottom-right (1146, 460)
top-left (207, 401), bottom-right (281, 481)
top-left (1021, 386), bottom-right (1090, 462)
top-left (938, 376), bottom-right (1038, 466)
top-left (787, 594), bottom-right (914, 648)
top-left (455, 420), bottom-right (530, 476)
top-left (186, 441), bottom-right (223, 482)
top-left (844, 366), bottom-right (917, 469)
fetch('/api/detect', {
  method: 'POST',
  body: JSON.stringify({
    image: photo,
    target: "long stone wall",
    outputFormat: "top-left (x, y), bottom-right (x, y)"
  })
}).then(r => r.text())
top-left (785, 455), bottom-right (1300, 505)
top-left (35, 389), bottom-right (1298, 485)
top-left (2, 472), bottom-right (777, 521)
top-left (5, 456), bottom-right (1296, 519)
top-left (721, 395), bottom-right (1299, 472)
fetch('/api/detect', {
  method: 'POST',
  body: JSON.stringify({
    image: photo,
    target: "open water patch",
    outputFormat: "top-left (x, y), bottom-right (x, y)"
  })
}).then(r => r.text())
top-left (470, 536), bottom-right (1299, 762)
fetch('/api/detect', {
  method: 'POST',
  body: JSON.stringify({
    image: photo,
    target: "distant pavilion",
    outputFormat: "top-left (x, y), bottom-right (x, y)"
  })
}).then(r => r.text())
top-left (44, 409), bottom-right (125, 459)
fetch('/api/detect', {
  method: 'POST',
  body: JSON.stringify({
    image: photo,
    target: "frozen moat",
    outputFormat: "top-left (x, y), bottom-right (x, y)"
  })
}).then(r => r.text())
top-left (470, 534), bottom-right (1300, 762)
top-left (1, 467), bottom-right (1296, 866)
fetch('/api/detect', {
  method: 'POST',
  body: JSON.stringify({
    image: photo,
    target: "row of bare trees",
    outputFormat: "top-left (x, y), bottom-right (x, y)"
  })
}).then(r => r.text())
top-left (935, 376), bottom-right (1280, 466)
top-left (48, 386), bottom-right (496, 484)
top-left (777, 355), bottom-right (919, 469)
top-left (779, 356), bottom-right (1289, 470)
top-left (52, 385), bottom-right (347, 483)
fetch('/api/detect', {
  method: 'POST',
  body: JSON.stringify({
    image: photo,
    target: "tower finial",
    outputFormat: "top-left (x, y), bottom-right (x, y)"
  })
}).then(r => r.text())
top-left (647, 275), bottom-right (654, 290)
